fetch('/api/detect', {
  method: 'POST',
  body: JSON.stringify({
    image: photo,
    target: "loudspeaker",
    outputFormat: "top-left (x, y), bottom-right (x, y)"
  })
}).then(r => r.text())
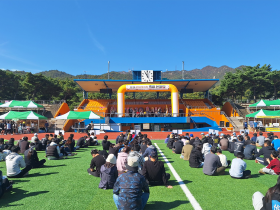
top-left (180, 89), bottom-right (193, 93)
top-left (100, 89), bottom-right (112, 94)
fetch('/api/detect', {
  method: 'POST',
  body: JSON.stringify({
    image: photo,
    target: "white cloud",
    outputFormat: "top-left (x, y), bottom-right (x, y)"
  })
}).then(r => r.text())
top-left (87, 24), bottom-right (106, 54)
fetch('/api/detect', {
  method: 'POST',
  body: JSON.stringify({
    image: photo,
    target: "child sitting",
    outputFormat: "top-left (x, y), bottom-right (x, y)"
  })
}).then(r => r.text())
top-left (259, 150), bottom-right (280, 175)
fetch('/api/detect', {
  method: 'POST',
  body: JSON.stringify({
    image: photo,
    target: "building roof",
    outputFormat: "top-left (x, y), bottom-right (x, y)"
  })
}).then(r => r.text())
top-left (73, 79), bottom-right (219, 93)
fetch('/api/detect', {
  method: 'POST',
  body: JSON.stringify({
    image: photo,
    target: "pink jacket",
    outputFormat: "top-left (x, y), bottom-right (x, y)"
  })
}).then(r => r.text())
top-left (116, 152), bottom-right (128, 172)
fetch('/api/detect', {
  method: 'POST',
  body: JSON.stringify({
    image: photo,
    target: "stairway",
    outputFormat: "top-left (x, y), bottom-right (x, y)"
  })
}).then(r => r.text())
top-left (230, 117), bottom-right (244, 131)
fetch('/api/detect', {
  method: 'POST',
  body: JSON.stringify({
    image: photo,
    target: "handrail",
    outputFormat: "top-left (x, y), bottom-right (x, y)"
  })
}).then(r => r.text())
top-left (220, 111), bottom-right (238, 128)
top-left (226, 99), bottom-right (242, 117)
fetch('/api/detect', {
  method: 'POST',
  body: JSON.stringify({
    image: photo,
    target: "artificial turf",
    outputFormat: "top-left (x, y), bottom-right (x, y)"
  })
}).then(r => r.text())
top-left (0, 141), bottom-right (277, 210)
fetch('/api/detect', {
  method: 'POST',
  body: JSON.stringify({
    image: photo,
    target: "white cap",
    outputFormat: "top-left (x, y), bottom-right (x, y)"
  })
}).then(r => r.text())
top-left (34, 133), bottom-right (38, 136)
top-left (106, 154), bottom-right (116, 164)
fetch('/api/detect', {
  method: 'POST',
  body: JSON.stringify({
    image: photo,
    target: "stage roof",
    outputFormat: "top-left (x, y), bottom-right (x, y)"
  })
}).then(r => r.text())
top-left (74, 79), bottom-right (219, 93)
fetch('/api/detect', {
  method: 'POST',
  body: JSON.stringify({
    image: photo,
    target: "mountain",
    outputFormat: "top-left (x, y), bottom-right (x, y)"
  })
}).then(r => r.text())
top-left (2, 65), bottom-right (245, 81)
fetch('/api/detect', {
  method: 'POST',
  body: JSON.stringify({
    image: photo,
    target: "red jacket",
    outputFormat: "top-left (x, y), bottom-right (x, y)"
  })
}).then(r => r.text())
top-left (266, 158), bottom-right (280, 175)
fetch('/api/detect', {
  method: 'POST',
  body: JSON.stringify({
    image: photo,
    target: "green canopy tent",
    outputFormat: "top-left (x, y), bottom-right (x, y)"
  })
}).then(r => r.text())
top-left (0, 100), bottom-right (44, 108)
top-left (55, 111), bottom-right (103, 132)
top-left (249, 100), bottom-right (275, 107)
top-left (0, 111), bottom-right (47, 132)
top-left (55, 111), bottom-right (103, 120)
top-left (246, 109), bottom-right (280, 118)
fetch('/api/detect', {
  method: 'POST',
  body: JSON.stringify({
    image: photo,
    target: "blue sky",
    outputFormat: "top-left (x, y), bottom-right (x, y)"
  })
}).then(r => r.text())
top-left (0, 0), bottom-right (279, 75)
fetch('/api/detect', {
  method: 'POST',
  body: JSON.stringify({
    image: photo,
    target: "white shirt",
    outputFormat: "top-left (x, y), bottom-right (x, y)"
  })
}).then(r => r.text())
top-left (218, 154), bottom-right (228, 167)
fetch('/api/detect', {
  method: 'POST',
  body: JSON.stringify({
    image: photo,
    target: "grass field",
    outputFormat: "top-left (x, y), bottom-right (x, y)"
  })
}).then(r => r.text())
top-left (0, 141), bottom-right (278, 210)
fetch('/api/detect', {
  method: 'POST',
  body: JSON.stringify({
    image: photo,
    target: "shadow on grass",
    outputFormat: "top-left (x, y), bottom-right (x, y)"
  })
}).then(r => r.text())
top-left (0, 187), bottom-right (49, 208)
top-left (149, 180), bottom-right (192, 187)
top-left (146, 200), bottom-right (189, 209)
top-left (25, 172), bottom-right (59, 178)
top-left (251, 174), bottom-right (262, 178)
top-left (40, 164), bottom-right (67, 168)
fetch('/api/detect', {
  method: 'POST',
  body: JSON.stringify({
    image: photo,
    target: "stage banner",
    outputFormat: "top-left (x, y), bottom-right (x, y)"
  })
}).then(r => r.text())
top-left (126, 85), bottom-right (169, 91)
top-left (266, 127), bottom-right (280, 132)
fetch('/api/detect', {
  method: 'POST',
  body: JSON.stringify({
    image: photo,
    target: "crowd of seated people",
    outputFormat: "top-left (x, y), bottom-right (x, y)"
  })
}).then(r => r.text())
top-left (165, 131), bottom-right (280, 209)
top-left (86, 131), bottom-right (173, 209)
top-left (109, 106), bottom-right (174, 117)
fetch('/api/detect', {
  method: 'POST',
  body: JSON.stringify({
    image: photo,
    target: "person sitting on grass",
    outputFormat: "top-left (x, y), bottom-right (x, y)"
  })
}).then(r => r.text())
top-left (142, 151), bottom-right (172, 189)
top-left (272, 135), bottom-right (280, 151)
top-left (17, 136), bottom-right (30, 154)
top-left (113, 153), bottom-right (150, 210)
top-left (99, 154), bottom-right (118, 190)
top-left (3, 144), bottom-right (11, 157)
top-left (228, 139), bottom-right (236, 153)
top-left (252, 175), bottom-right (280, 210)
top-left (76, 136), bottom-right (88, 149)
top-left (202, 138), bottom-right (211, 158)
top-left (259, 150), bottom-right (280, 175)
top-left (31, 133), bottom-right (39, 143)
top-left (189, 145), bottom-right (204, 168)
top-left (46, 139), bottom-right (63, 160)
top-left (181, 140), bottom-right (193, 161)
top-left (172, 138), bottom-right (183, 154)
top-left (142, 141), bottom-right (157, 161)
top-left (102, 135), bottom-right (112, 151)
top-left (219, 134), bottom-right (229, 151)
top-left (140, 140), bottom-right (148, 154)
top-left (116, 146), bottom-right (131, 176)
top-left (244, 141), bottom-right (258, 160)
top-left (88, 149), bottom-right (106, 177)
top-left (234, 136), bottom-right (244, 157)
top-left (229, 152), bottom-right (251, 179)
top-left (41, 134), bottom-right (49, 150)
top-left (24, 143), bottom-right (46, 168)
top-left (203, 146), bottom-right (225, 176)
top-left (109, 139), bottom-right (124, 158)
top-left (167, 134), bottom-right (175, 149)
top-left (7, 138), bottom-right (15, 150)
top-left (216, 148), bottom-right (231, 168)
top-left (255, 140), bottom-right (275, 166)
top-left (130, 145), bottom-right (145, 173)
top-left (256, 132), bottom-right (265, 147)
top-left (34, 138), bottom-right (43, 151)
top-left (0, 169), bottom-right (13, 199)
top-left (6, 146), bottom-right (32, 178)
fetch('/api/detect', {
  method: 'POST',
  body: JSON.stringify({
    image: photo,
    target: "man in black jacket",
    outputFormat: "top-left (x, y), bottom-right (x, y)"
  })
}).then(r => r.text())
top-left (228, 139), bottom-right (236, 153)
top-left (244, 141), bottom-right (258, 160)
top-left (255, 140), bottom-right (275, 166)
top-left (189, 145), bottom-right (204, 168)
top-left (172, 138), bottom-right (183, 154)
top-left (24, 144), bottom-right (46, 168)
top-left (234, 136), bottom-right (244, 156)
top-left (88, 149), bottom-right (106, 177)
top-left (142, 151), bottom-right (172, 188)
top-left (102, 135), bottom-right (111, 150)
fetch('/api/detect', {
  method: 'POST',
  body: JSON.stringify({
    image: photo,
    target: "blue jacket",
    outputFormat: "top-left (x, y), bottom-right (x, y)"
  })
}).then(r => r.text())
top-left (113, 171), bottom-right (149, 210)
top-left (142, 145), bottom-right (157, 160)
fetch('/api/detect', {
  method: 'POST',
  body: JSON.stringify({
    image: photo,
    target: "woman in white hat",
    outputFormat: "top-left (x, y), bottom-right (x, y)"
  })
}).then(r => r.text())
top-left (99, 154), bottom-right (118, 190)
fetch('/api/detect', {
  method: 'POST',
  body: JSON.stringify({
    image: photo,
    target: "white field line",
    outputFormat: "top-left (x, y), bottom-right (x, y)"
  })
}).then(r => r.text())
top-left (154, 143), bottom-right (203, 210)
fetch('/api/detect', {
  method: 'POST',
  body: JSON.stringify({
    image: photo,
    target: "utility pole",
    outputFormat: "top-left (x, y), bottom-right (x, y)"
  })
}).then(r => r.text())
top-left (182, 61), bottom-right (184, 80)
top-left (108, 61), bottom-right (110, 79)
top-left (84, 71), bottom-right (88, 79)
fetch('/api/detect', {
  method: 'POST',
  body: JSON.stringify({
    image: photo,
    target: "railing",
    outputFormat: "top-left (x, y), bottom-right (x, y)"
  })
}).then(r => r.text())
top-left (105, 113), bottom-right (185, 118)
top-left (189, 110), bottom-right (216, 121)
top-left (220, 111), bottom-right (238, 128)
top-left (226, 99), bottom-right (242, 117)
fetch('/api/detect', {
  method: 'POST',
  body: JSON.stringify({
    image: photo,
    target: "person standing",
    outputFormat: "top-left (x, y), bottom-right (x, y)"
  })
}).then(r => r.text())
top-left (44, 121), bottom-right (49, 133)
top-left (113, 154), bottom-right (150, 210)
top-left (254, 120), bottom-right (259, 132)
top-left (244, 121), bottom-right (248, 130)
